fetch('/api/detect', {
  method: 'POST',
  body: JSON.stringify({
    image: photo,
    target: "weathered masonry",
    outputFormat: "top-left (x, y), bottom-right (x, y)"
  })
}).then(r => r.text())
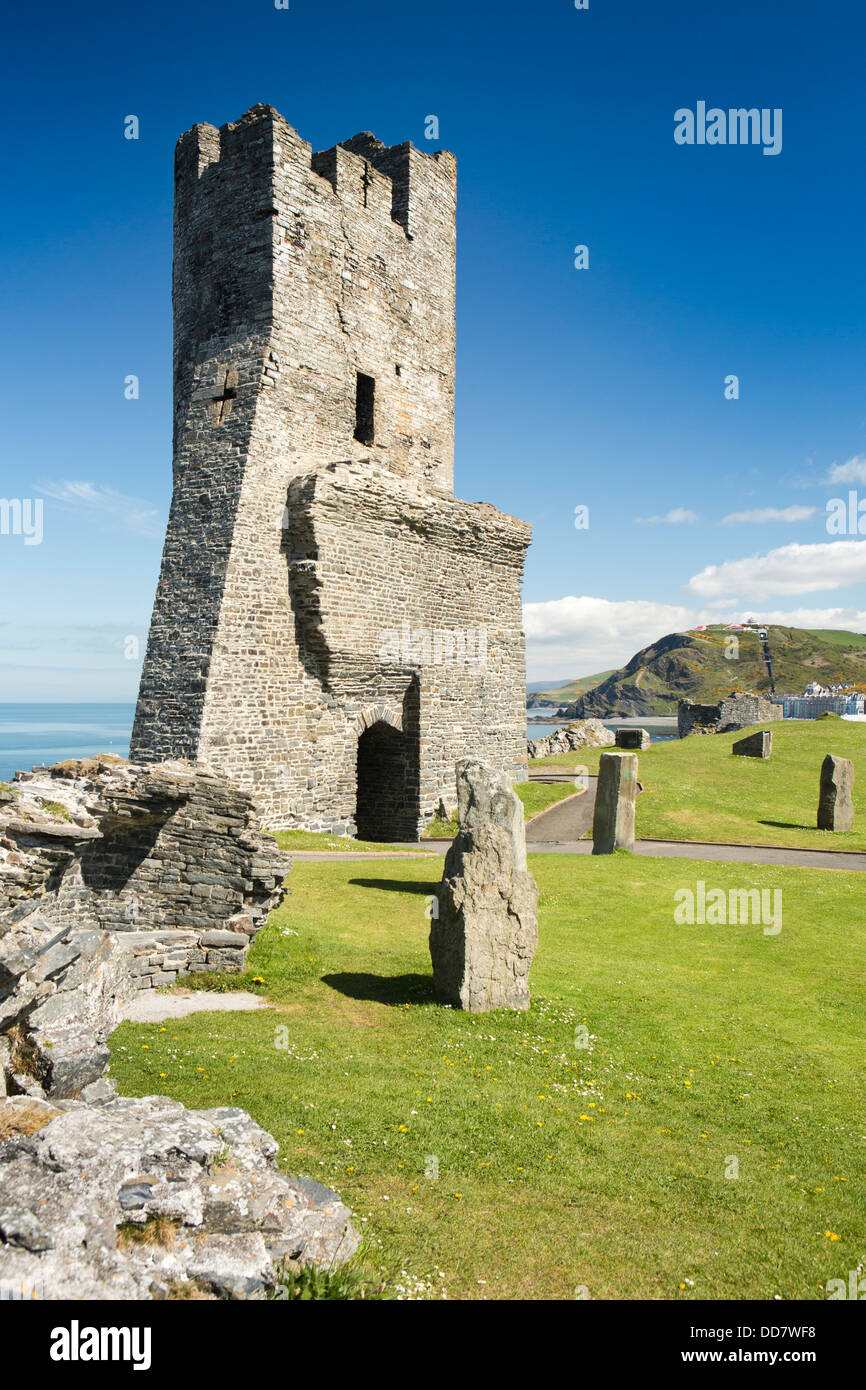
top-left (131, 105), bottom-right (531, 835)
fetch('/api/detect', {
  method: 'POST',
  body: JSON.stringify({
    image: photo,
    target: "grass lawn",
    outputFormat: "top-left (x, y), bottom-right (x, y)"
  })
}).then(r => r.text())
top-left (273, 831), bottom-right (430, 853)
top-left (532, 719), bottom-right (866, 851)
top-left (110, 852), bottom-right (865, 1300)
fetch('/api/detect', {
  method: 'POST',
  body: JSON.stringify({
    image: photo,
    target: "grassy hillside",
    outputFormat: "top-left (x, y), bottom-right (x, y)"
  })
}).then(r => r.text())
top-left (111, 852), bottom-right (866, 1300)
top-left (532, 717), bottom-right (866, 851)
top-left (562, 626), bottom-right (866, 718)
top-left (527, 670), bottom-right (615, 707)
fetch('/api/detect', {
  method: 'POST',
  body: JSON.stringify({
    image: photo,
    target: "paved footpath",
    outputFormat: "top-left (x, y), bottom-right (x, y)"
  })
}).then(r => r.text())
top-left (293, 839), bottom-right (866, 871)
top-left (526, 783), bottom-right (595, 843)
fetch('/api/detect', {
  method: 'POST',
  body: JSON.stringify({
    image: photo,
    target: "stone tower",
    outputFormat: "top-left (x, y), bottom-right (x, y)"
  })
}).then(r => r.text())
top-left (131, 104), bottom-right (531, 836)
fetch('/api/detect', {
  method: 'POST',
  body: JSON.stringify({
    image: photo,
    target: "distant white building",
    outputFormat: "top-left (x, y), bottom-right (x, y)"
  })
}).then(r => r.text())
top-left (779, 693), bottom-right (865, 718)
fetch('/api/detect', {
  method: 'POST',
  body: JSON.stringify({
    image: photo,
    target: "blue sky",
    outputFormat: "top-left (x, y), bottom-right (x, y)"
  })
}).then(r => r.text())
top-left (2, 0), bottom-right (866, 697)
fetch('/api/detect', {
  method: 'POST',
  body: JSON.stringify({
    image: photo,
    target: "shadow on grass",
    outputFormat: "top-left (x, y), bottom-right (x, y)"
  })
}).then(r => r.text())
top-left (322, 972), bottom-right (437, 1006)
top-left (758, 819), bottom-right (813, 831)
top-left (348, 878), bottom-right (438, 895)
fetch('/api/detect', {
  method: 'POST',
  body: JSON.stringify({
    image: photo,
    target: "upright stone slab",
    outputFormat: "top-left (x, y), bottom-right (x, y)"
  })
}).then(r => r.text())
top-left (732, 730), bottom-right (773, 759)
top-left (592, 751), bottom-right (638, 854)
top-left (615, 727), bottom-right (651, 751)
top-left (817, 754), bottom-right (855, 831)
top-left (429, 760), bottom-right (538, 1012)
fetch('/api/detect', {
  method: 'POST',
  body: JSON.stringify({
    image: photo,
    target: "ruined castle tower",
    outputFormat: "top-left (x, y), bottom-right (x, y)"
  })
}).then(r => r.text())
top-left (131, 104), bottom-right (531, 835)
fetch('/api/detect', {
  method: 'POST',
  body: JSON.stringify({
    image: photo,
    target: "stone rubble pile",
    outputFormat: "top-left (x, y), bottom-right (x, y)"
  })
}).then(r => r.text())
top-left (527, 718), bottom-right (615, 760)
top-left (0, 757), bottom-right (291, 1103)
top-left (0, 1092), bottom-right (358, 1299)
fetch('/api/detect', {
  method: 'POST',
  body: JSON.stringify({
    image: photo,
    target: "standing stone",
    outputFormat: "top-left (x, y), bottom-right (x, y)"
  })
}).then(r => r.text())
top-left (592, 752), bottom-right (638, 854)
top-left (817, 754), bottom-right (855, 831)
top-left (732, 730), bottom-right (773, 759)
top-left (429, 760), bottom-right (538, 1012)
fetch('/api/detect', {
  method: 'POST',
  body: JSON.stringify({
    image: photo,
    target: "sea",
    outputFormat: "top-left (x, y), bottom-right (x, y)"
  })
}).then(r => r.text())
top-left (0, 705), bottom-right (677, 783)
top-left (0, 704), bottom-right (135, 783)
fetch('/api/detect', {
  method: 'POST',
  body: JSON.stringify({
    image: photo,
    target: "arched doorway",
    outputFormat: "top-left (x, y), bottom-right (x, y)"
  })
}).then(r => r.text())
top-left (356, 718), bottom-right (419, 841)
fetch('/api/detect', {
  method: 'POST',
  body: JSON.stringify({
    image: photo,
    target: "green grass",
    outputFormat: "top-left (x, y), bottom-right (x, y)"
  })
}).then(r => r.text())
top-left (110, 852), bottom-right (866, 1301)
top-left (421, 814), bottom-right (459, 838)
top-left (531, 720), bottom-right (866, 851)
top-left (269, 1257), bottom-right (392, 1300)
top-left (800, 628), bottom-right (866, 648)
top-left (273, 830), bottom-right (430, 853)
top-left (516, 780), bottom-right (581, 819)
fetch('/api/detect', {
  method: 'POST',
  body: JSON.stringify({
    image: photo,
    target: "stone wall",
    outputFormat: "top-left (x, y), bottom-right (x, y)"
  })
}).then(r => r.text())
top-left (130, 104), bottom-right (530, 835)
top-left (0, 757), bottom-right (291, 1101)
top-left (0, 757), bottom-right (290, 944)
top-left (677, 694), bottom-right (783, 737)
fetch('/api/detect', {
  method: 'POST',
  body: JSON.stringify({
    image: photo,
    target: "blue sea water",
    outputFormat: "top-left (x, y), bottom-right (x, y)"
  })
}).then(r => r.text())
top-left (0, 704), bottom-right (135, 782)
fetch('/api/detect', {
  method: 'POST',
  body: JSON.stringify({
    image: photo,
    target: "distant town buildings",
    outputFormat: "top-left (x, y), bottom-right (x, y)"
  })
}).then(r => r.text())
top-left (772, 688), bottom-right (866, 719)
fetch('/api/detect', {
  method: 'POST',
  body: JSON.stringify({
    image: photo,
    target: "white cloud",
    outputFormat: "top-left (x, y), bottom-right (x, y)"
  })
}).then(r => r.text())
top-left (524, 594), bottom-right (866, 680)
top-left (685, 540), bottom-right (866, 599)
top-left (38, 480), bottom-right (163, 538)
top-left (720, 506), bottom-right (815, 525)
top-left (523, 595), bottom-right (697, 679)
top-left (825, 455), bottom-right (866, 486)
top-left (635, 507), bottom-right (698, 525)
top-left (724, 606), bottom-right (866, 630)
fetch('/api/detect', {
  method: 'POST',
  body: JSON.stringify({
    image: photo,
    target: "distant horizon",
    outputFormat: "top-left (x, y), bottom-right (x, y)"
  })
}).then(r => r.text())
top-left (6, 614), bottom-right (866, 703)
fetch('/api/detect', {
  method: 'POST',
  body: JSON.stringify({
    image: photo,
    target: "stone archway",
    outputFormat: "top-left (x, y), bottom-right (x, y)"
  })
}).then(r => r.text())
top-left (354, 704), bottom-right (420, 841)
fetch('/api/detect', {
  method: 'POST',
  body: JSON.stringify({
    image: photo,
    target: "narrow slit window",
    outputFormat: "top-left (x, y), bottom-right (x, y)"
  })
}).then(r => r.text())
top-left (354, 371), bottom-right (375, 445)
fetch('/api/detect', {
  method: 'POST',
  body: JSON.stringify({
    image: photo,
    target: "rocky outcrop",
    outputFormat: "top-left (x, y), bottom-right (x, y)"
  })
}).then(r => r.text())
top-left (0, 1092), bottom-right (358, 1299)
top-left (527, 718), bottom-right (614, 759)
top-left (429, 760), bottom-right (538, 1012)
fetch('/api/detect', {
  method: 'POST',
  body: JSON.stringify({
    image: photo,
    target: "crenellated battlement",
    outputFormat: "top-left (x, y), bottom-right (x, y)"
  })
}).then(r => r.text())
top-left (175, 104), bottom-right (455, 241)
